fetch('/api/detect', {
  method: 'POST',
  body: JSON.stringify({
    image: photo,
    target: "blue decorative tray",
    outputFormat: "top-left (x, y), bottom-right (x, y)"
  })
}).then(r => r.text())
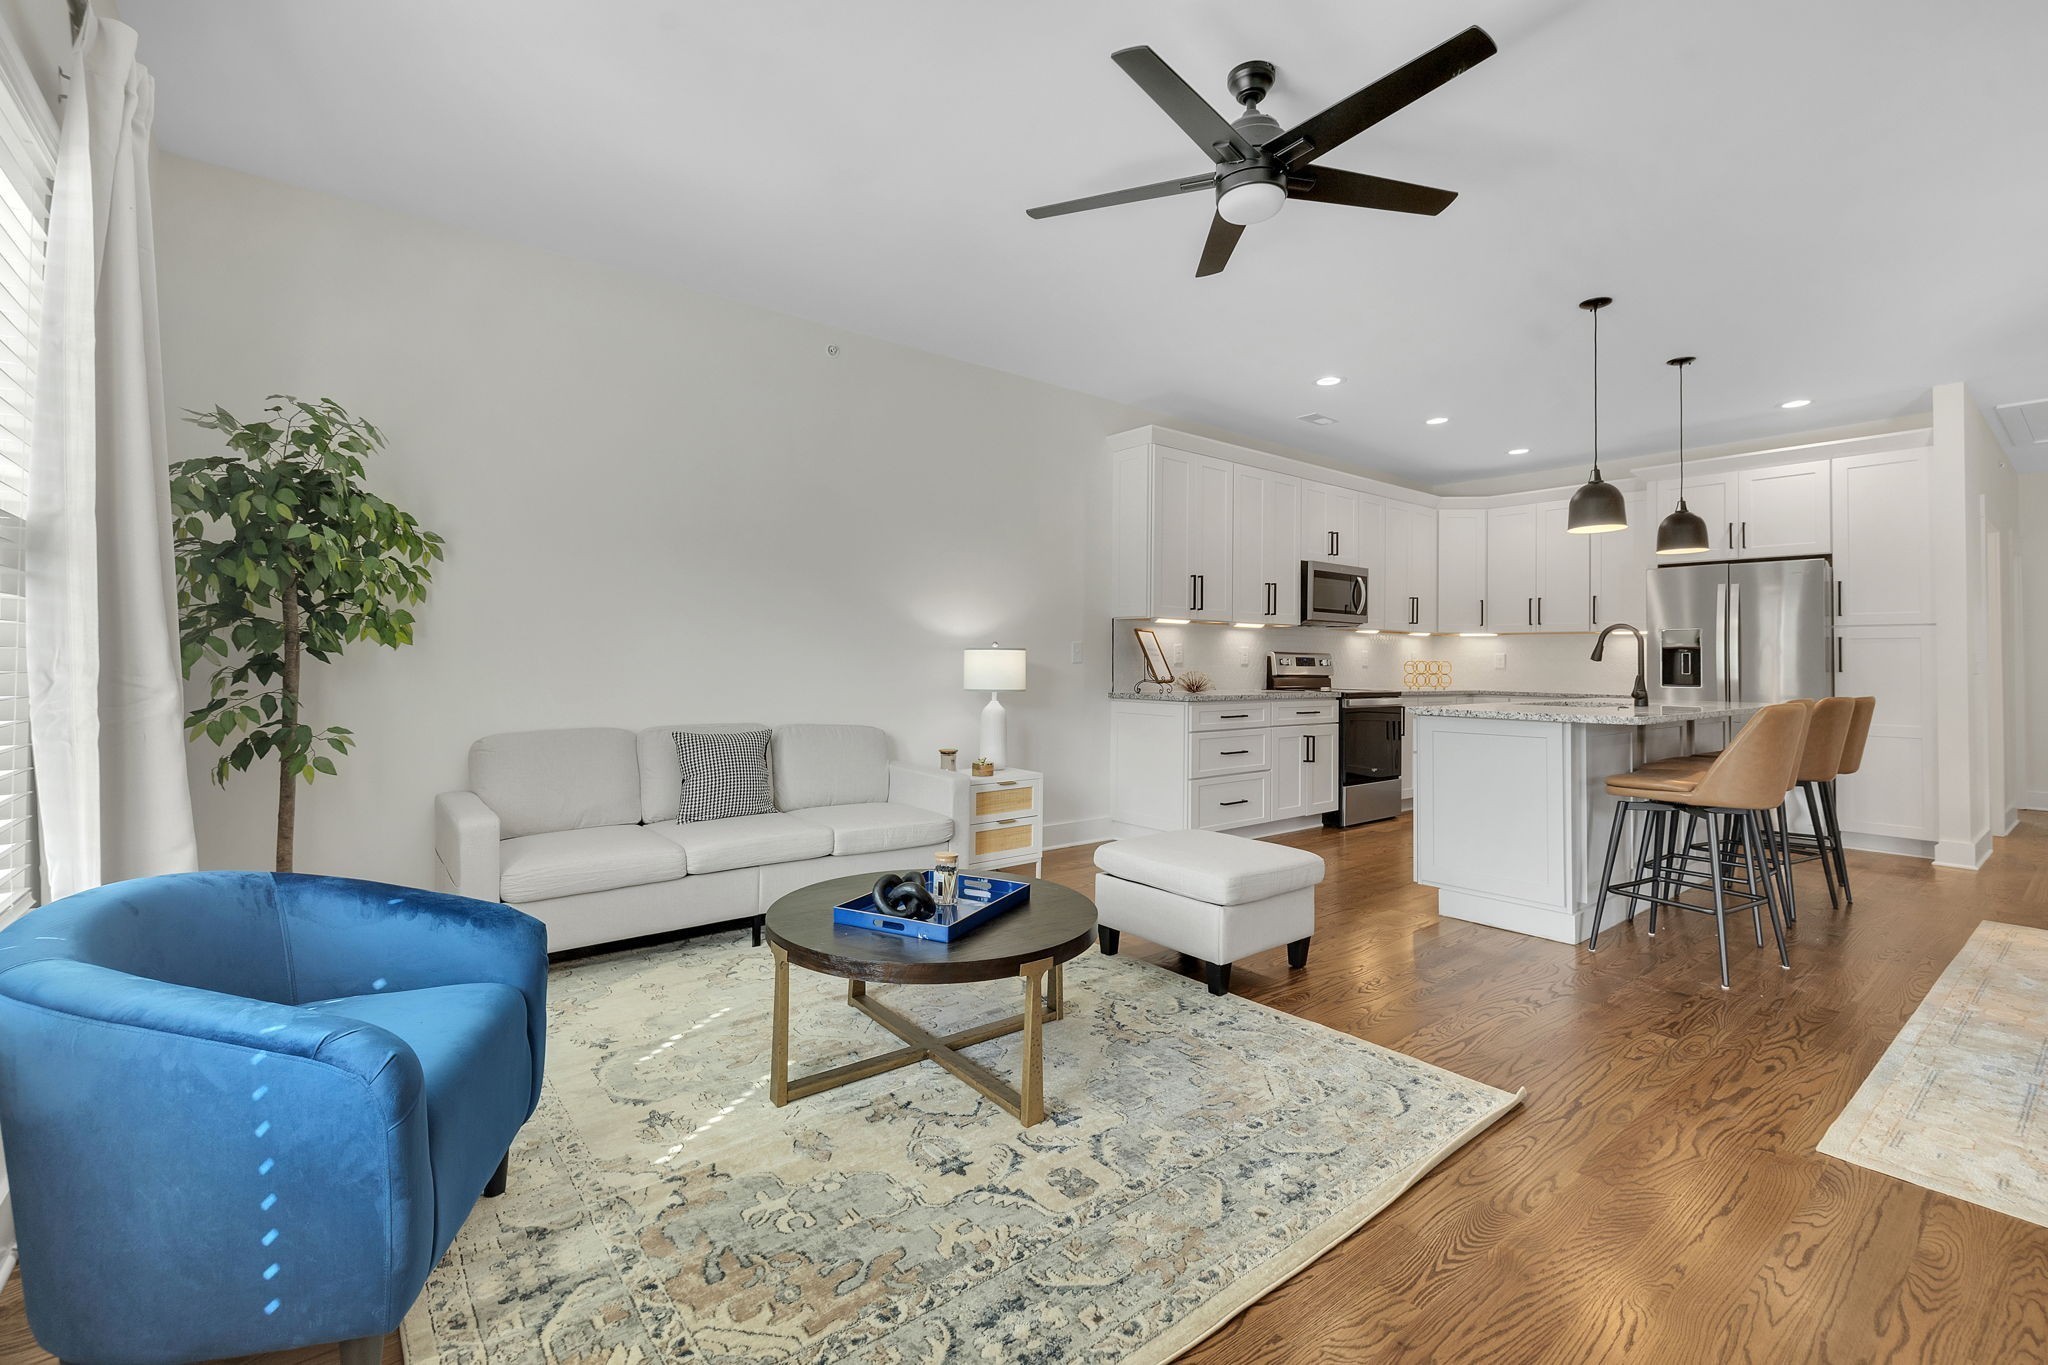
top-left (832, 872), bottom-right (1031, 942)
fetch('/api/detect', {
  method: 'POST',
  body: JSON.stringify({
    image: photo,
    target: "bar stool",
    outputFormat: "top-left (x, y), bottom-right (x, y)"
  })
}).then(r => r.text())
top-left (1782, 698), bottom-right (1857, 909)
top-left (1587, 702), bottom-right (1810, 990)
top-left (1821, 697), bottom-right (1875, 903)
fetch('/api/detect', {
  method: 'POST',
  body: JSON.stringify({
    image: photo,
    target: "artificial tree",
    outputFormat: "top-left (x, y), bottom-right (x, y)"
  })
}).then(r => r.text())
top-left (171, 396), bottom-right (444, 871)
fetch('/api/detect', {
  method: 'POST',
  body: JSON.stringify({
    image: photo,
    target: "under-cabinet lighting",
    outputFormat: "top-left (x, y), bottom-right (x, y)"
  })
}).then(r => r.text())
top-left (1154, 618), bottom-right (1190, 625)
top-left (1232, 622), bottom-right (1265, 629)
top-left (1356, 628), bottom-right (1380, 635)
top-left (1459, 632), bottom-right (1498, 638)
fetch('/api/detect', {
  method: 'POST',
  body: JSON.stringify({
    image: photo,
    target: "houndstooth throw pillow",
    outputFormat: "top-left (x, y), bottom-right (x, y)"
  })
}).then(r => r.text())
top-left (673, 728), bottom-right (773, 823)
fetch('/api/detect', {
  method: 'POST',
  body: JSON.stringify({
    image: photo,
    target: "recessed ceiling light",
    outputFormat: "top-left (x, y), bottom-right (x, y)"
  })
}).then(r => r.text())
top-left (1425, 416), bottom-right (1450, 425)
top-left (1315, 375), bottom-right (1343, 387)
top-left (1297, 412), bottom-right (1338, 426)
top-left (1508, 447), bottom-right (1530, 455)
top-left (1781, 398), bottom-right (1811, 409)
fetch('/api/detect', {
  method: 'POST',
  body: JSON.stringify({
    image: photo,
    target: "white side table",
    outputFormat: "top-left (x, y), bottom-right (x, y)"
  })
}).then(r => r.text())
top-left (964, 767), bottom-right (1043, 876)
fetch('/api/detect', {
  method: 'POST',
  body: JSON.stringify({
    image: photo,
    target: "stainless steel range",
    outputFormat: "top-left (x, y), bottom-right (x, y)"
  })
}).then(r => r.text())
top-left (1262, 653), bottom-right (1402, 827)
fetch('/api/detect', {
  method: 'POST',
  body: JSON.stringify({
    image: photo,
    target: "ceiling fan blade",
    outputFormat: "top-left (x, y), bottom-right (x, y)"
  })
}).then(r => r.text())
top-left (1111, 46), bottom-right (1253, 164)
top-left (1269, 26), bottom-right (1498, 168)
top-left (1195, 213), bottom-right (1244, 277)
top-left (1288, 168), bottom-right (1457, 215)
top-left (1026, 173), bottom-right (1217, 219)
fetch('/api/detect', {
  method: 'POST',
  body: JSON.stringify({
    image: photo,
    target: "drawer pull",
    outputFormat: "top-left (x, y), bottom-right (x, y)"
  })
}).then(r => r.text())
top-left (1220, 748), bottom-right (1250, 756)
top-left (1219, 799), bottom-right (1250, 807)
top-left (1220, 713), bottom-right (1250, 719)
top-left (996, 780), bottom-right (1018, 786)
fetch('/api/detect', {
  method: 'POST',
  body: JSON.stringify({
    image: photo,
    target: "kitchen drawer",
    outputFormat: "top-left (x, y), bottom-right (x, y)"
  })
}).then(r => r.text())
top-left (1270, 698), bottom-right (1339, 724)
top-left (1189, 701), bottom-right (1271, 732)
top-left (1192, 771), bottom-right (1271, 830)
top-left (971, 818), bottom-right (1040, 861)
top-left (970, 779), bottom-right (1039, 821)
top-left (1191, 729), bottom-right (1270, 779)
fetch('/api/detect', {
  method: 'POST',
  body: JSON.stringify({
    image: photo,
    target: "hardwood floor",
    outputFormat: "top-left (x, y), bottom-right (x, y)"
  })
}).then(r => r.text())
top-left (5, 814), bottom-right (2045, 1363)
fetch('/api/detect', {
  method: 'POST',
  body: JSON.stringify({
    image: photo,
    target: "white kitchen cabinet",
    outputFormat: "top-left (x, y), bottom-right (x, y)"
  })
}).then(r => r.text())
top-left (1485, 504), bottom-right (1539, 633)
top-left (1831, 449), bottom-right (1934, 625)
top-left (1381, 501), bottom-right (1437, 632)
top-left (1736, 459), bottom-right (1831, 558)
top-left (1535, 500), bottom-right (1592, 631)
top-left (1301, 480), bottom-right (1361, 565)
top-left (1651, 472), bottom-right (1736, 556)
top-left (1109, 444), bottom-right (1232, 621)
top-left (1832, 624), bottom-right (1936, 843)
top-left (1353, 496), bottom-right (1389, 624)
top-left (1437, 508), bottom-right (1488, 632)
top-left (1270, 723), bottom-right (1341, 821)
top-left (1590, 489), bottom-right (1648, 630)
top-left (1230, 466), bottom-right (1302, 625)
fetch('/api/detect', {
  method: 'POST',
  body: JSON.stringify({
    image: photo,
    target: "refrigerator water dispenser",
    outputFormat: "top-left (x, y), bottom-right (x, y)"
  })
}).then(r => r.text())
top-left (1661, 629), bottom-right (1702, 688)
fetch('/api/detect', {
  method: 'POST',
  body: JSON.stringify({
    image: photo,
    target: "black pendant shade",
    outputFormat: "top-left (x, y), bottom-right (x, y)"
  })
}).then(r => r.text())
top-left (1656, 355), bottom-right (1711, 555)
top-left (1566, 296), bottom-right (1626, 534)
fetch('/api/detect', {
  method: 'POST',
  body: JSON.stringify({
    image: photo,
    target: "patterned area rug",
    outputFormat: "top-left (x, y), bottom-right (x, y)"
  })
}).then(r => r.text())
top-left (400, 931), bottom-right (1520, 1364)
top-left (1821, 920), bottom-right (2048, 1226)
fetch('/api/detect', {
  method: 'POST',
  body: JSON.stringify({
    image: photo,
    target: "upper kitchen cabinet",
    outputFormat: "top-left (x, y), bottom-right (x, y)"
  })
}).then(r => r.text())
top-left (1381, 501), bottom-right (1437, 632)
top-left (1831, 448), bottom-right (1933, 625)
top-left (1736, 459), bottom-right (1831, 558)
top-left (1590, 489), bottom-right (1649, 631)
top-left (1230, 465), bottom-right (1302, 625)
top-left (1484, 504), bottom-right (1537, 632)
top-left (1301, 480), bottom-right (1362, 565)
top-left (1534, 500), bottom-right (1592, 632)
top-left (1650, 472), bottom-right (1735, 555)
top-left (1110, 443), bottom-right (1233, 622)
top-left (1437, 508), bottom-right (1487, 632)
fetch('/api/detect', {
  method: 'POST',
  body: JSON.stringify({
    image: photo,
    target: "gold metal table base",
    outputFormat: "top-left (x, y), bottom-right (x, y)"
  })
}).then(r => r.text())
top-left (769, 947), bottom-right (1063, 1125)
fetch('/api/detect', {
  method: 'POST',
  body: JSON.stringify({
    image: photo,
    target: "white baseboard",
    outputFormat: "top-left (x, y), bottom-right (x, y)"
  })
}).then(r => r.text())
top-left (1932, 833), bottom-right (1993, 870)
top-left (2001, 807), bottom-right (2020, 837)
top-left (2021, 790), bottom-right (2048, 813)
top-left (1043, 817), bottom-right (1142, 851)
top-left (1840, 832), bottom-right (1936, 861)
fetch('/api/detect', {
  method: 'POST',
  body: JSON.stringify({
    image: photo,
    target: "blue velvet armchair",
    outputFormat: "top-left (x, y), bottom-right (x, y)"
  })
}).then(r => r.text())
top-left (0, 871), bottom-right (548, 1365)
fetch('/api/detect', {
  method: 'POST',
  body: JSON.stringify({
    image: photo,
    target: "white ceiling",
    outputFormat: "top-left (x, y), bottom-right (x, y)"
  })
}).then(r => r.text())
top-left (121, 0), bottom-right (2048, 487)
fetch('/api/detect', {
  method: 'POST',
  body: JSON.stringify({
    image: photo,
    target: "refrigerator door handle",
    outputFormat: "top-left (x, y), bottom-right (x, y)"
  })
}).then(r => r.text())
top-left (1728, 581), bottom-right (1742, 703)
top-left (1714, 580), bottom-right (1728, 703)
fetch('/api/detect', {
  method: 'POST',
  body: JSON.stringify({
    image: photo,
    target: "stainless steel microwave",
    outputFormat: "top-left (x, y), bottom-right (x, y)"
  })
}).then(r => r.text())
top-left (1301, 561), bottom-right (1370, 626)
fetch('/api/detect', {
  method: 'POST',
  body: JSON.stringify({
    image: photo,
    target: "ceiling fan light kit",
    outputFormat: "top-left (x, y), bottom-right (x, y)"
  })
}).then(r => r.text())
top-left (1656, 355), bottom-right (1712, 555)
top-left (1025, 26), bottom-right (1497, 276)
top-left (1566, 296), bottom-right (1628, 534)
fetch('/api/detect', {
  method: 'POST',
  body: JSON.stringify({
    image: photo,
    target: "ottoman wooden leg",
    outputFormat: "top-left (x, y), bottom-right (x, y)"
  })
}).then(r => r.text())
top-left (1204, 961), bottom-right (1231, 996)
top-left (1098, 926), bottom-right (1120, 955)
top-left (1287, 937), bottom-right (1311, 969)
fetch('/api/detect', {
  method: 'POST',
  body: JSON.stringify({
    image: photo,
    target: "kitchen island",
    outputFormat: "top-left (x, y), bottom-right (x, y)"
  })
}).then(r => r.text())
top-left (1409, 698), bottom-right (1761, 944)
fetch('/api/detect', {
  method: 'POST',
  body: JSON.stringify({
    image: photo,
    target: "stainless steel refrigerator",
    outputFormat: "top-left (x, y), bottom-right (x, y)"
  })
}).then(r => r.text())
top-left (1646, 557), bottom-right (1835, 710)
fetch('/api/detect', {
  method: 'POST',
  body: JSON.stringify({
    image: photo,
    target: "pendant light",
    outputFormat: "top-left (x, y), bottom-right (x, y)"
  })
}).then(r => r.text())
top-left (1566, 296), bottom-right (1628, 534)
top-left (1655, 356), bottom-right (1711, 555)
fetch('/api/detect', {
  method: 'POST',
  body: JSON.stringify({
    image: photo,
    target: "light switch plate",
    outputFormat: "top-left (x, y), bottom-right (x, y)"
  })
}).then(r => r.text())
top-left (1494, 652), bottom-right (1507, 669)
top-left (1069, 641), bottom-right (1082, 664)
top-left (1170, 640), bottom-right (1184, 664)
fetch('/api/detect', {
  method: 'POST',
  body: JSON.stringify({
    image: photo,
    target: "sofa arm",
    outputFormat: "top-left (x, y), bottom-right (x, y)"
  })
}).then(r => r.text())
top-left (275, 875), bottom-right (548, 1113)
top-left (435, 789), bottom-right (501, 901)
top-left (888, 763), bottom-right (970, 847)
top-left (0, 961), bottom-right (436, 1358)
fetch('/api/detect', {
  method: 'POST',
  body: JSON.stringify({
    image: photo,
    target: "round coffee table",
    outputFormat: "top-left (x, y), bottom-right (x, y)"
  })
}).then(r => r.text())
top-left (763, 873), bottom-right (1096, 1126)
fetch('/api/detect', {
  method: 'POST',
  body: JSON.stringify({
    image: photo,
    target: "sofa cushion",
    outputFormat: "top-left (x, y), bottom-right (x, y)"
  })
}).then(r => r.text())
top-left (471, 728), bottom-right (639, 839)
top-left (787, 803), bottom-right (953, 857)
top-left (772, 724), bottom-right (889, 811)
top-left (303, 983), bottom-right (532, 1259)
top-left (1094, 830), bottom-right (1325, 906)
top-left (637, 723), bottom-right (769, 824)
top-left (499, 825), bottom-right (687, 902)
top-left (651, 812), bottom-right (833, 874)
top-left (674, 728), bottom-right (774, 823)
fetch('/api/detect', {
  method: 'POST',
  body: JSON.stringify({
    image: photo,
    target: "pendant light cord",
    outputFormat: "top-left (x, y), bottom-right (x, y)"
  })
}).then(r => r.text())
top-left (1676, 359), bottom-right (1684, 500)
top-left (1590, 304), bottom-right (1600, 479)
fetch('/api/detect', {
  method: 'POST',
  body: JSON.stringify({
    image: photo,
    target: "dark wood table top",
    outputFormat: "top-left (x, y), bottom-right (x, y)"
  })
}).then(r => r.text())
top-left (764, 873), bottom-right (1097, 984)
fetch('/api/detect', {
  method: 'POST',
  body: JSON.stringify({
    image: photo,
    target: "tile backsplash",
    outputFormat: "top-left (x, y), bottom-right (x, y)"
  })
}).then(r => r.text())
top-left (1110, 620), bottom-right (1641, 695)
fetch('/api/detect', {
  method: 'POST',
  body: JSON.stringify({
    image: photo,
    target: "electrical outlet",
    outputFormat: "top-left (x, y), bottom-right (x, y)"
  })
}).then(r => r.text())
top-left (1069, 640), bottom-right (1082, 664)
top-left (1494, 652), bottom-right (1507, 670)
top-left (1170, 640), bottom-right (1184, 665)
top-left (1236, 643), bottom-right (1250, 667)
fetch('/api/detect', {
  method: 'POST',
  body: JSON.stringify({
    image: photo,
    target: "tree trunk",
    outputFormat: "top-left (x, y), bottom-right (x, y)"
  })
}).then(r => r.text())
top-left (275, 581), bottom-right (301, 873)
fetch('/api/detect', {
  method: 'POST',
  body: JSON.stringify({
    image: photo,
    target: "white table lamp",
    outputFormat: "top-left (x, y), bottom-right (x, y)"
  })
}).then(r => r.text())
top-left (963, 643), bottom-right (1026, 769)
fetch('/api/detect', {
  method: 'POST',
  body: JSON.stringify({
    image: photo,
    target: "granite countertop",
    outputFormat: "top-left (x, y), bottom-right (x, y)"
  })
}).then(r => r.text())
top-left (1405, 699), bottom-right (1764, 726)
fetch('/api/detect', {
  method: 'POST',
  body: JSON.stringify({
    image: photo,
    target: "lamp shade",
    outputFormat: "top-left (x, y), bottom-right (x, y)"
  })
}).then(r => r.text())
top-left (963, 645), bottom-right (1026, 692)
top-left (1656, 502), bottom-right (1711, 554)
top-left (1566, 475), bottom-right (1628, 533)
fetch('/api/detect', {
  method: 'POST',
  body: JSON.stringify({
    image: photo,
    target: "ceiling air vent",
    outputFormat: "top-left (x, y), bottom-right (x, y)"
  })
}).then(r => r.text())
top-left (1297, 412), bottom-right (1338, 426)
top-left (1995, 398), bottom-right (2048, 446)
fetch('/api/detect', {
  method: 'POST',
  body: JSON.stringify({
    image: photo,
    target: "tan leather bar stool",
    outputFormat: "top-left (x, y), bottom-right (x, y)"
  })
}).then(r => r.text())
top-left (1821, 697), bottom-right (1875, 903)
top-left (1781, 697), bottom-right (1856, 910)
top-left (1588, 702), bottom-right (1810, 990)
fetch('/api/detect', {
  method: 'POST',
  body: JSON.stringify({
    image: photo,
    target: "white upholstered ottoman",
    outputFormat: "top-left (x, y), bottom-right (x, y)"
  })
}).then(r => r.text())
top-left (1092, 830), bottom-right (1325, 995)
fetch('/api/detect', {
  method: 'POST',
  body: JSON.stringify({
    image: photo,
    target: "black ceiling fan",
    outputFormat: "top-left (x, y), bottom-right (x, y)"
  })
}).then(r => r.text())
top-left (1026, 26), bottom-right (1498, 277)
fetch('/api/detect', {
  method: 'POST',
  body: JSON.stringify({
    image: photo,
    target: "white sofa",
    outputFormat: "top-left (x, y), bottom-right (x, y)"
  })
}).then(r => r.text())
top-left (434, 723), bottom-right (969, 952)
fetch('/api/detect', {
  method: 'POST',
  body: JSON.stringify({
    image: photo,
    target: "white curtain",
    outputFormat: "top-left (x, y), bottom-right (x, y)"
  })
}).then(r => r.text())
top-left (25, 9), bottom-right (195, 899)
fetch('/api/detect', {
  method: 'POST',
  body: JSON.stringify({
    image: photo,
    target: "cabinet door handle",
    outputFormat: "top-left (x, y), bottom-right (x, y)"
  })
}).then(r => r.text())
top-left (1836, 637), bottom-right (1843, 673)
top-left (1197, 574), bottom-right (1205, 610)
top-left (1741, 521), bottom-right (1748, 549)
top-left (1295, 709), bottom-right (1321, 716)
top-left (1527, 597), bottom-right (1533, 626)
top-left (1221, 749), bottom-right (1250, 756)
top-left (1480, 599), bottom-right (1486, 628)
top-left (1727, 522), bottom-right (1735, 549)
top-left (1592, 593), bottom-right (1599, 625)
top-left (1220, 798), bottom-right (1250, 808)
top-left (1220, 713), bottom-right (1249, 719)
top-left (1537, 597), bottom-right (1544, 626)
top-left (1836, 582), bottom-right (1843, 617)
top-left (1190, 574), bottom-right (1199, 610)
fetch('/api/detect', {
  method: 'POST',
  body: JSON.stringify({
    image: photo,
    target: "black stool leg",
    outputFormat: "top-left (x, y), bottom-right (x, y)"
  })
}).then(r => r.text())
top-left (1822, 780), bottom-right (1853, 904)
top-left (1743, 810), bottom-right (1791, 970)
top-left (1771, 803), bottom-right (1799, 927)
top-left (1706, 812), bottom-right (1732, 991)
top-left (1800, 781), bottom-right (1840, 909)
top-left (1588, 798), bottom-right (1632, 950)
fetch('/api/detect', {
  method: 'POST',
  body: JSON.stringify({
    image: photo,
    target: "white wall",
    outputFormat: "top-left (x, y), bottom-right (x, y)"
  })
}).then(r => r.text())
top-left (154, 156), bottom-right (1371, 881)
top-left (2018, 473), bottom-right (2048, 811)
